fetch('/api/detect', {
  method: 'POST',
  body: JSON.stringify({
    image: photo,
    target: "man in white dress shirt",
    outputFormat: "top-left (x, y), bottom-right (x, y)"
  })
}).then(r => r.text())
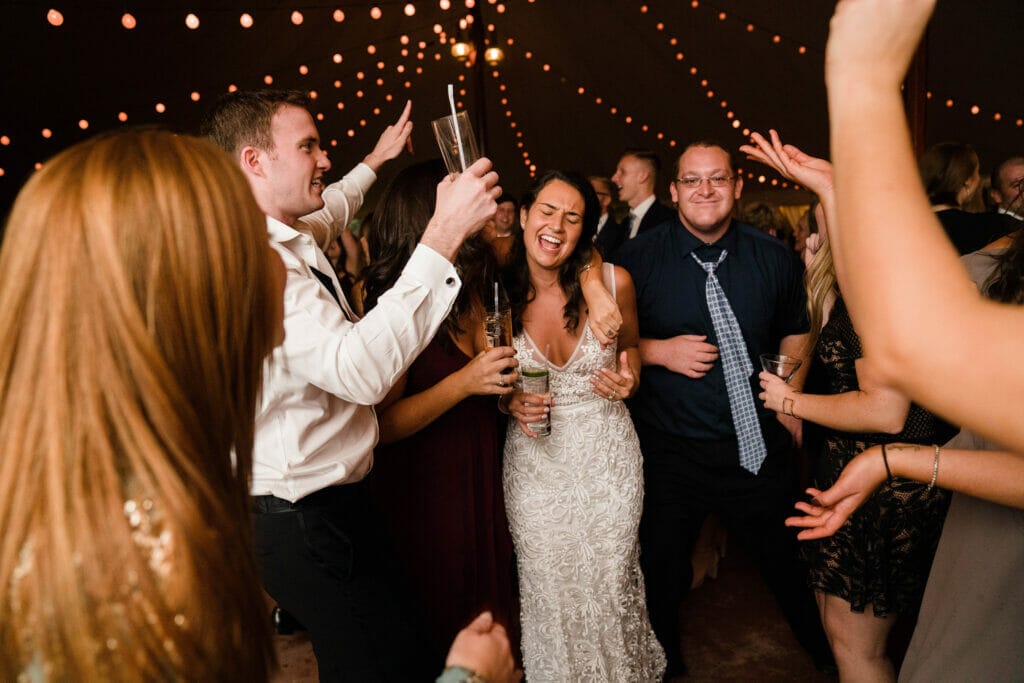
top-left (203, 90), bottom-right (501, 680)
top-left (607, 150), bottom-right (676, 255)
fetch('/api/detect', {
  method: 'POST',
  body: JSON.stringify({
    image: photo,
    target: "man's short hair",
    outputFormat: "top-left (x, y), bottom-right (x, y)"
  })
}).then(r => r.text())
top-left (675, 140), bottom-right (738, 178)
top-left (588, 175), bottom-right (617, 200)
top-left (991, 155), bottom-right (1024, 192)
top-left (200, 89), bottom-right (314, 155)
top-left (621, 148), bottom-right (661, 176)
top-left (496, 193), bottom-right (518, 208)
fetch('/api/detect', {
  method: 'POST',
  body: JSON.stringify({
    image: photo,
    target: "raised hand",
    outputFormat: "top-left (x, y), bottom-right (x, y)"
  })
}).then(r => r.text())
top-left (826, 0), bottom-right (936, 91)
top-left (363, 100), bottom-right (413, 172)
top-left (740, 130), bottom-right (834, 197)
top-left (422, 157), bottom-right (502, 261)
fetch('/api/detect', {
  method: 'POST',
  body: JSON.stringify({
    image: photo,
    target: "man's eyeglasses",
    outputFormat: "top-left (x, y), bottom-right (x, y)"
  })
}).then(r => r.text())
top-left (674, 175), bottom-right (734, 189)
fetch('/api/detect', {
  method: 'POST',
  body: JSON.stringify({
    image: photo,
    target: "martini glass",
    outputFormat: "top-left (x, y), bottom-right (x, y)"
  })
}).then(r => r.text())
top-left (759, 353), bottom-right (803, 383)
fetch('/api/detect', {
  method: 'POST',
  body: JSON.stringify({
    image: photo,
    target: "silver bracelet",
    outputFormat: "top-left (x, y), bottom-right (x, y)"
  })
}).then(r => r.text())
top-left (926, 444), bottom-right (940, 492)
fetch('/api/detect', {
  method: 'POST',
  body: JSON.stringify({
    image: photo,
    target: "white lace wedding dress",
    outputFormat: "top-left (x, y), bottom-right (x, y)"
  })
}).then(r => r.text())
top-left (503, 285), bottom-right (665, 682)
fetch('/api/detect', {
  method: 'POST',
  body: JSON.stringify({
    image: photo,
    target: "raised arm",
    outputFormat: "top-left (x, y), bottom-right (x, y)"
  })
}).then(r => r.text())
top-left (300, 101), bottom-right (413, 247)
top-left (279, 159), bottom-right (500, 405)
top-left (740, 130), bottom-right (839, 273)
top-left (823, 0), bottom-right (1024, 450)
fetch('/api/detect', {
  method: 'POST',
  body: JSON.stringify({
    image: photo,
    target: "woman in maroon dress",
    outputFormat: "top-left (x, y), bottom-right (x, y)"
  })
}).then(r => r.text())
top-left (361, 160), bottom-right (521, 661)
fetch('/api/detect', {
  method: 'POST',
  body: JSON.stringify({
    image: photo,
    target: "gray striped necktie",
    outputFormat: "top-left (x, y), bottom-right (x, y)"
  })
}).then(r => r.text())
top-left (692, 250), bottom-right (767, 474)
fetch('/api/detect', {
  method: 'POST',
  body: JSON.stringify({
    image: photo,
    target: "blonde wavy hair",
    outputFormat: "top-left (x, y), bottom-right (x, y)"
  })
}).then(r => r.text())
top-left (0, 130), bottom-right (278, 680)
top-left (804, 235), bottom-right (838, 351)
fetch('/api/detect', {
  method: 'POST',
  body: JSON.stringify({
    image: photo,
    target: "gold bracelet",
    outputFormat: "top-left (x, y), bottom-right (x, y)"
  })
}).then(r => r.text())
top-left (926, 444), bottom-right (940, 492)
top-left (782, 396), bottom-right (796, 418)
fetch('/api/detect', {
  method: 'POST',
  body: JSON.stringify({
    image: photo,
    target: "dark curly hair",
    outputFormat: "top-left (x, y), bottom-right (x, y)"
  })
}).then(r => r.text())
top-left (361, 159), bottom-right (497, 342)
top-left (503, 170), bottom-right (599, 335)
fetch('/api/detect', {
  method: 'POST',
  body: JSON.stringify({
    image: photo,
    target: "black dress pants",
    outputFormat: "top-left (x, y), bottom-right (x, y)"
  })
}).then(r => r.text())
top-left (635, 419), bottom-right (831, 675)
top-left (253, 481), bottom-right (440, 682)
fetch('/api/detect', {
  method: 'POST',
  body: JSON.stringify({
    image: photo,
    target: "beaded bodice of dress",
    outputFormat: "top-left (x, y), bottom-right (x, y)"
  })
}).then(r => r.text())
top-left (515, 322), bottom-right (615, 406)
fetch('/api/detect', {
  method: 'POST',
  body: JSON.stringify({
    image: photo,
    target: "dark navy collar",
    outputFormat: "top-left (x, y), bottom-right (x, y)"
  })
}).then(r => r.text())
top-left (673, 218), bottom-right (740, 262)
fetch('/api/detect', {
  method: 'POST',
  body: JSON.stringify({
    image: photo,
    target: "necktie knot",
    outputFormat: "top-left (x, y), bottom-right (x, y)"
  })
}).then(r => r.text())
top-left (692, 249), bottom-right (728, 274)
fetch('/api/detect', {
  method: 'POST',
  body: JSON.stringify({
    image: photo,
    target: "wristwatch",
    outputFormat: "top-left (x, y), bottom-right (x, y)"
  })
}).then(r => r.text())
top-left (436, 665), bottom-right (488, 683)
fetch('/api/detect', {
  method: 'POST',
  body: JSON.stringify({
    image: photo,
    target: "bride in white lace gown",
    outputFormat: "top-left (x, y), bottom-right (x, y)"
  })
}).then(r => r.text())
top-left (499, 171), bottom-right (665, 682)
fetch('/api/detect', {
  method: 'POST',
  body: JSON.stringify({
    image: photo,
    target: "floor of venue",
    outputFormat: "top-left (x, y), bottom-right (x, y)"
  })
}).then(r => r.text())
top-left (271, 542), bottom-right (841, 682)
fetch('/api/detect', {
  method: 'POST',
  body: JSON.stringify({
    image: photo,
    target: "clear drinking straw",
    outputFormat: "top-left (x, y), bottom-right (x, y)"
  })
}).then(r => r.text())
top-left (447, 83), bottom-right (467, 172)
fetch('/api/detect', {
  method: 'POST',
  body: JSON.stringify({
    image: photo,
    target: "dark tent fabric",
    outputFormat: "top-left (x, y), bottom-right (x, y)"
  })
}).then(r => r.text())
top-left (2, 1), bottom-right (1023, 214)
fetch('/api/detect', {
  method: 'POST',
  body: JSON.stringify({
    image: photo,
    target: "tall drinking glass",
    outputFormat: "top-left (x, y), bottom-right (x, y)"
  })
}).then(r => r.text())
top-left (520, 363), bottom-right (550, 437)
top-left (431, 111), bottom-right (480, 175)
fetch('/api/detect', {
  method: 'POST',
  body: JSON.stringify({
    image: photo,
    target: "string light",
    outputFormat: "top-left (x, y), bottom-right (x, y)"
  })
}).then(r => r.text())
top-left (3, 2), bottom-right (1017, 192)
top-left (489, 71), bottom-right (537, 178)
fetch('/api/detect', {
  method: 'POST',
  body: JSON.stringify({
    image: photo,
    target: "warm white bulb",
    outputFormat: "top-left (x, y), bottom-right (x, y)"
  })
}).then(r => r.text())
top-left (483, 45), bottom-right (504, 66)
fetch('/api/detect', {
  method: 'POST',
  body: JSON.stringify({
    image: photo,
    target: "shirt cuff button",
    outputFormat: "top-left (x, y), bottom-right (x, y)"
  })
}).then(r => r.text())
top-left (445, 277), bottom-right (456, 286)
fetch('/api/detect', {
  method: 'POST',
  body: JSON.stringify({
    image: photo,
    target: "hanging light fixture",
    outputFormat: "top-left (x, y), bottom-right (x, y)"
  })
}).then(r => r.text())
top-left (483, 44), bottom-right (504, 66)
top-left (450, 31), bottom-right (472, 60)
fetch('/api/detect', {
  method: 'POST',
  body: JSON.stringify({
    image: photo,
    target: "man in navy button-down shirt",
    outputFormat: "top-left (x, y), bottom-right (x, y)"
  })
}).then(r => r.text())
top-left (618, 141), bottom-right (832, 676)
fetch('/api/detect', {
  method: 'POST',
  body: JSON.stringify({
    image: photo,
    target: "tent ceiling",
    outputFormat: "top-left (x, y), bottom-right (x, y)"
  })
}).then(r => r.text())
top-left (3, 1), bottom-right (1022, 214)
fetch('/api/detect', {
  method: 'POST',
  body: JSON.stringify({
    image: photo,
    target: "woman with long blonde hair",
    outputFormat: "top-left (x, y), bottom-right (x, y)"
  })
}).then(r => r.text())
top-left (0, 130), bottom-right (283, 680)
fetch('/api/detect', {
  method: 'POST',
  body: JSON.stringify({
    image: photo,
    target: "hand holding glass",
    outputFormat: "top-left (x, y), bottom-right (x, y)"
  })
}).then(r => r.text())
top-left (760, 353), bottom-right (802, 383)
top-left (431, 111), bottom-right (480, 175)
